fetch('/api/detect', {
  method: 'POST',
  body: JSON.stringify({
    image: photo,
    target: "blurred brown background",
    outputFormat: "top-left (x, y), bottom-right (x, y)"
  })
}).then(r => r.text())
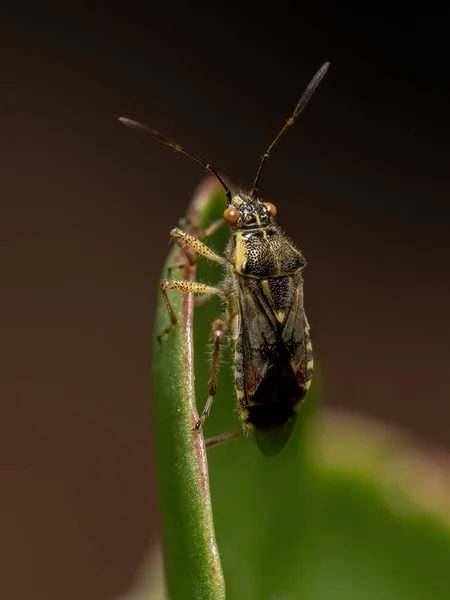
top-left (1, 2), bottom-right (449, 599)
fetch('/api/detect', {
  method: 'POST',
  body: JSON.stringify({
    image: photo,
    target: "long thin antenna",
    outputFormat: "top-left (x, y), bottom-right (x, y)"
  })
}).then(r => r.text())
top-left (249, 61), bottom-right (330, 199)
top-left (119, 117), bottom-right (232, 203)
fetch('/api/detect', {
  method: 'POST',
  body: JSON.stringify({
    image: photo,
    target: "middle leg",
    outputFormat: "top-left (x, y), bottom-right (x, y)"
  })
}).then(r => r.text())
top-left (193, 318), bottom-right (225, 430)
top-left (158, 280), bottom-right (221, 342)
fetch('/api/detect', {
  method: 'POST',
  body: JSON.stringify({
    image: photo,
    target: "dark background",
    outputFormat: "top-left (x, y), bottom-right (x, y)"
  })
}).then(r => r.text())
top-left (1, 3), bottom-right (449, 599)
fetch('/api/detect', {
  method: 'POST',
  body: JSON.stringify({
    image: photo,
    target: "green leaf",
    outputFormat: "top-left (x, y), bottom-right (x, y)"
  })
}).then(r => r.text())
top-left (150, 177), bottom-right (450, 600)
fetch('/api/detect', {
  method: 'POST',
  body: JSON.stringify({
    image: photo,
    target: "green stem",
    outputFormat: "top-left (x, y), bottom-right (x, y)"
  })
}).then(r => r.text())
top-left (151, 178), bottom-right (226, 600)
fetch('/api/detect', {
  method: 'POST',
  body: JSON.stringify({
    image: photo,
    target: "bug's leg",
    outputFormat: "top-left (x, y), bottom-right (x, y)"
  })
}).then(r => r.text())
top-left (166, 262), bottom-right (187, 278)
top-left (200, 218), bottom-right (226, 240)
top-left (165, 246), bottom-right (197, 279)
top-left (165, 223), bottom-right (226, 281)
top-left (196, 220), bottom-right (227, 308)
top-left (163, 276), bottom-right (219, 308)
top-left (177, 215), bottom-right (191, 230)
top-left (175, 215), bottom-right (225, 241)
top-left (194, 293), bottom-right (217, 308)
top-left (205, 430), bottom-right (242, 448)
top-left (193, 319), bottom-right (224, 431)
top-left (170, 227), bottom-right (226, 265)
top-left (158, 280), bottom-right (220, 342)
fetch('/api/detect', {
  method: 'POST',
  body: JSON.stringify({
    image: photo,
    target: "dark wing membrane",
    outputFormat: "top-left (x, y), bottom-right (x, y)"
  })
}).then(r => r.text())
top-left (238, 276), bottom-right (278, 398)
top-left (254, 416), bottom-right (297, 456)
top-left (280, 277), bottom-right (310, 388)
top-left (237, 272), bottom-right (308, 402)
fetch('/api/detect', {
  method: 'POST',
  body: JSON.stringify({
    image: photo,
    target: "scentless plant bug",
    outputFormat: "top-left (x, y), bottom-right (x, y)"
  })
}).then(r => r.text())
top-left (120, 62), bottom-right (329, 455)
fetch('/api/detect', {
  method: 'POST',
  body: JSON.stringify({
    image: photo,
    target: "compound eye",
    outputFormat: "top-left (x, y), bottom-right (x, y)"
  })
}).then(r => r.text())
top-left (263, 202), bottom-right (277, 217)
top-left (223, 206), bottom-right (240, 223)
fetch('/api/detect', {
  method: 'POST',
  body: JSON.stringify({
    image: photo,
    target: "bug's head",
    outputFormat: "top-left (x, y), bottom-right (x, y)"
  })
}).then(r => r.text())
top-left (223, 193), bottom-right (277, 229)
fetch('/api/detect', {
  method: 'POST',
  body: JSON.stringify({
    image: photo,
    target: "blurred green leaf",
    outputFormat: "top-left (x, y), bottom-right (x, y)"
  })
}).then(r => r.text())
top-left (148, 177), bottom-right (450, 600)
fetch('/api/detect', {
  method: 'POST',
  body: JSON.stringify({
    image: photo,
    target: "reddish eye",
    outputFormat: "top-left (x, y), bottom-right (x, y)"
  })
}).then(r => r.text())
top-left (223, 206), bottom-right (240, 223)
top-left (263, 202), bottom-right (277, 217)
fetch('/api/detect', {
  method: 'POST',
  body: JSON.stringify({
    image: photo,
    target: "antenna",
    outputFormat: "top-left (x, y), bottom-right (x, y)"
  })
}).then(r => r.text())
top-left (249, 62), bottom-right (330, 199)
top-left (119, 118), bottom-right (232, 203)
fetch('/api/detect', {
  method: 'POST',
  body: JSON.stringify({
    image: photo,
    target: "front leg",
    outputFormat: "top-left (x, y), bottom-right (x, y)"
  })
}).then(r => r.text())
top-left (158, 279), bottom-right (221, 342)
top-left (170, 227), bottom-right (226, 265)
top-left (201, 217), bottom-right (226, 240)
top-left (176, 216), bottom-right (226, 241)
top-left (165, 221), bottom-right (227, 280)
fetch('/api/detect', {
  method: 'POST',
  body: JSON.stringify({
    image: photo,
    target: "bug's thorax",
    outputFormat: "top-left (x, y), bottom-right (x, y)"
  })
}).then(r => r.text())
top-left (223, 193), bottom-right (307, 279)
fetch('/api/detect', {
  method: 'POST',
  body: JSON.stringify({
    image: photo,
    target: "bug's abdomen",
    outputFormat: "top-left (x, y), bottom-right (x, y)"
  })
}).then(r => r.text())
top-left (245, 355), bottom-right (307, 429)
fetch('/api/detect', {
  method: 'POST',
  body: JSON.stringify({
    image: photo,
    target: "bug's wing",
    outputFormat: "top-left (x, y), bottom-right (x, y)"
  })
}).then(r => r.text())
top-left (254, 417), bottom-right (297, 456)
top-left (280, 277), bottom-right (312, 390)
top-left (239, 273), bottom-right (310, 456)
top-left (238, 278), bottom-right (278, 398)
top-left (239, 273), bottom-right (309, 399)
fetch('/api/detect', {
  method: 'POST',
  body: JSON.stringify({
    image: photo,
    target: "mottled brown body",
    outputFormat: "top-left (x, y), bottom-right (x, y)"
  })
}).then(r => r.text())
top-left (157, 194), bottom-right (314, 445)
top-left (222, 195), bottom-right (313, 434)
top-left (119, 61), bottom-right (328, 451)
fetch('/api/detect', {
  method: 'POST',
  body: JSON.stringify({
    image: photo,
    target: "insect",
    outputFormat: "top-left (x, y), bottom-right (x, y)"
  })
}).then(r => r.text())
top-left (120, 62), bottom-right (329, 454)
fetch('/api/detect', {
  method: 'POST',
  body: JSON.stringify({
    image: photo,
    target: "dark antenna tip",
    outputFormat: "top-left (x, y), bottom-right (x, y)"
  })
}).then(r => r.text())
top-left (119, 117), bottom-right (151, 136)
top-left (249, 61), bottom-right (330, 199)
top-left (118, 116), bottom-right (137, 128)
